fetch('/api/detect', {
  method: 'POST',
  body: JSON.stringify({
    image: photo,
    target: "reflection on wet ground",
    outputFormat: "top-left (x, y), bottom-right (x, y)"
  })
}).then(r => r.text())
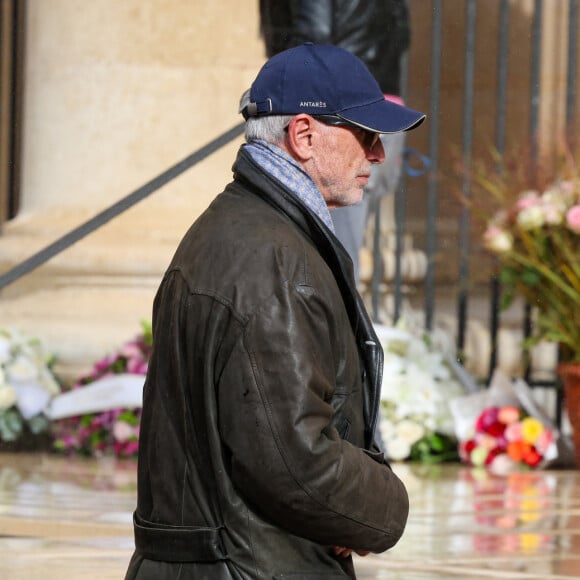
top-left (0, 454), bottom-right (579, 579)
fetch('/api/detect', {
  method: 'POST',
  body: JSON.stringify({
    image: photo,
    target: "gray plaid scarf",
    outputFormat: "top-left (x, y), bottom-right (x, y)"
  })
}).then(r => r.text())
top-left (244, 140), bottom-right (334, 232)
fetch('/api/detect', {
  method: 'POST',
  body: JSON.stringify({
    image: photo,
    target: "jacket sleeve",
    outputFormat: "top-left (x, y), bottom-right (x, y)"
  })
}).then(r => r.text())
top-left (218, 280), bottom-right (409, 553)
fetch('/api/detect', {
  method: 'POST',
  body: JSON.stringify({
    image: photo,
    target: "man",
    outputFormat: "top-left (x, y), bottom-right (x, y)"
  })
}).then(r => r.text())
top-left (259, 0), bottom-right (413, 284)
top-left (125, 43), bottom-right (424, 580)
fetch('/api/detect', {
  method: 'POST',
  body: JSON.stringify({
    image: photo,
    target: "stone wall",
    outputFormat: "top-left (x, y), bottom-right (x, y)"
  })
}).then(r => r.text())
top-left (0, 0), bottom-right (266, 379)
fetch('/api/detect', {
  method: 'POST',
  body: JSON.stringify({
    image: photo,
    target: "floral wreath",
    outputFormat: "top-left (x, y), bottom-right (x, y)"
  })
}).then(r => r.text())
top-left (52, 321), bottom-right (152, 458)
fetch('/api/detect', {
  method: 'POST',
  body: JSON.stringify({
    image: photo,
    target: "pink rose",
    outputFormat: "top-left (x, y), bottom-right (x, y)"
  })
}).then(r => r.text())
top-left (515, 191), bottom-right (540, 211)
top-left (113, 420), bottom-right (135, 442)
top-left (498, 405), bottom-right (520, 425)
top-left (565, 205), bottom-right (580, 233)
top-left (504, 421), bottom-right (523, 443)
top-left (476, 406), bottom-right (499, 431)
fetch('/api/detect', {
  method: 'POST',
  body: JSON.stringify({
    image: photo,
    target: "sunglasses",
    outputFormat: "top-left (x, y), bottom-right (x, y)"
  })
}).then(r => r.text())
top-left (312, 115), bottom-right (381, 150)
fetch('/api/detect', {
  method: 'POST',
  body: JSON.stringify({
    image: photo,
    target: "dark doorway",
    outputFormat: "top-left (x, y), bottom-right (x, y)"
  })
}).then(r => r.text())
top-left (0, 0), bottom-right (26, 224)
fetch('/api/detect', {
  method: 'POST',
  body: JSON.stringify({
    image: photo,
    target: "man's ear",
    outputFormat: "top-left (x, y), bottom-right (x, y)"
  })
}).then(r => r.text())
top-left (285, 115), bottom-right (316, 161)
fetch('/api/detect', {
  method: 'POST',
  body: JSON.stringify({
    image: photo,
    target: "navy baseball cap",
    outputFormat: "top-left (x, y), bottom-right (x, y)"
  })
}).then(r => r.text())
top-left (241, 43), bottom-right (425, 134)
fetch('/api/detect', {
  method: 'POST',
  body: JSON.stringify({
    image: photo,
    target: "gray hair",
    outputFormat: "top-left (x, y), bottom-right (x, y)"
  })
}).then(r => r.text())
top-left (245, 115), bottom-right (293, 144)
top-left (239, 88), bottom-right (292, 144)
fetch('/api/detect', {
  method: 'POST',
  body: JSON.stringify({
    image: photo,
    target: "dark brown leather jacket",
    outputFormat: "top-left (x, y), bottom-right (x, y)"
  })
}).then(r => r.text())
top-left (125, 146), bottom-right (409, 580)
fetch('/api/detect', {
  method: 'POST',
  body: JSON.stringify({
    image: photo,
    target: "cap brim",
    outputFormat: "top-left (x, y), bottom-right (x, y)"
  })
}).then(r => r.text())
top-left (337, 99), bottom-right (425, 134)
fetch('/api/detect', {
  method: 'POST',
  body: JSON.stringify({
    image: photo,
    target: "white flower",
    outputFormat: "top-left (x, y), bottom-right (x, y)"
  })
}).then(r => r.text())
top-left (484, 226), bottom-right (513, 253)
top-left (38, 368), bottom-right (61, 396)
top-left (395, 419), bottom-right (425, 445)
top-left (517, 205), bottom-right (544, 230)
top-left (12, 382), bottom-right (51, 419)
top-left (5, 354), bottom-right (39, 384)
top-left (385, 437), bottom-right (412, 461)
top-left (540, 198), bottom-right (565, 225)
top-left (0, 385), bottom-right (17, 410)
top-left (0, 329), bottom-right (59, 426)
top-left (379, 418), bottom-right (396, 441)
top-left (0, 337), bottom-right (11, 364)
top-left (377, 319), bottom-right (465, 456)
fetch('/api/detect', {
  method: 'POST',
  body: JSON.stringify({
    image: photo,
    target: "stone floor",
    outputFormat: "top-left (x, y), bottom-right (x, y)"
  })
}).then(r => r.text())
top-left (0, 453), bottom-right (579, 579)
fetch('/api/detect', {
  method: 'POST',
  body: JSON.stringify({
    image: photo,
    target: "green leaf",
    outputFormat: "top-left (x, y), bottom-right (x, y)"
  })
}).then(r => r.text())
top-left (80, 414), bottom-right (94, 427)
top-left (429, 434), bottom-right (445, 452)
top-left (111, 357), bottom-right (128, 373)
top-left (0, 410), bottom-right (23, 441)
top-left (500, 289), bottom-right (514, 310)
top-left (409, 433), bottom-right (460, 464)
top-left (499, 267), bottom-right (518, 285)
top-left (28, 414), bottom-right (50, 435)
top-left (521, 268), bottom-right (541, 286)
top-left (117, 411), bottom-right (139, 425)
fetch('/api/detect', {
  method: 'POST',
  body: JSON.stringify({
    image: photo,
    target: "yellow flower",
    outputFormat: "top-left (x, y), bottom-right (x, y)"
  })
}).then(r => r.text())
top-left (521, 417), bottom-right (544, 445)
top-left (520, 533), bottom-right (541, 551)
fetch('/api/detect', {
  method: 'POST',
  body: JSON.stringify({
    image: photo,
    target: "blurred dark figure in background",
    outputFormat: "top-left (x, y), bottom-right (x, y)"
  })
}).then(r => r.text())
top-left (260, 0), bottom-right (412, 284)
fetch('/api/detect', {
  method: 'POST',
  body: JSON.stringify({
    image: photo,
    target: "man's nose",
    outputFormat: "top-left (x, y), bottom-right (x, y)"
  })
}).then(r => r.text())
top-left (368, 136), bottom-right (385, 164)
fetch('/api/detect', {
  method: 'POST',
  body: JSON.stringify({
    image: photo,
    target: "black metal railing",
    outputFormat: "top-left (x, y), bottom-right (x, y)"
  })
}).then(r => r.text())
top-left (0, 123), bottom-right (245, 290)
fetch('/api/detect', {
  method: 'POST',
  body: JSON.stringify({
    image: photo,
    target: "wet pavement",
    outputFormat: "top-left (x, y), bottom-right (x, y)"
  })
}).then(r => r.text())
top-left (0, 454), bottom-right (579, 579)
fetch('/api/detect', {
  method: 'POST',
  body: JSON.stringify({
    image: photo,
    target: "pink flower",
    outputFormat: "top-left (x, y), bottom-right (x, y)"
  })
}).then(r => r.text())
top-left (483, 225), bottom-right (513, 253)
top-left (535, 427), bottom-right (555, 455)
top-left (127, 358), bottom-right (148, 374)
top-left (52, 324), bottom-right (149, 459)
top-left (504, 422), bottom-right (523, 443)
top-left (121, 342), bottom-right (141, 357)
top-left (94, 355), bottom-right (118, 374)
top-left (113, 420), bottom-right (135, 442)
top-left (477, 433), bottom-right (500, 451)
top-left (498, 405), bottom-right (520, 425)
top-left (476, 406), bottom-right (500, 432)
top-left (515, 191), bottom-right (540, 211)
top-left (565, 205), bottom-right (580, 233)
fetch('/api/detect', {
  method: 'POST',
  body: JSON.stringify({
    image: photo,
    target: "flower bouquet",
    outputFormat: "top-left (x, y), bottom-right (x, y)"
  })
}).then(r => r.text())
top-left (52, 321), bottom-right (151, 458)
top-left (452, 369), bottom-right (562, 473)
top-left (376, 323), bottom-right (466, 463)
top-left (480, 154), bottom-right (580, 363)
top-left (0, 328), bottom-right (60, 449)
top-left (459, 405), bottom-right (555, 471)
top-left (475, 149), bottom-right (580, 468)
